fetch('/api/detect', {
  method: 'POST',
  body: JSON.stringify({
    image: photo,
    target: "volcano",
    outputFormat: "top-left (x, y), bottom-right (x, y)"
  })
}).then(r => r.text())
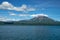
top-left (0, 15), bottom-right (60, 25)
top-left (16, 15), bottom-right (60, 25)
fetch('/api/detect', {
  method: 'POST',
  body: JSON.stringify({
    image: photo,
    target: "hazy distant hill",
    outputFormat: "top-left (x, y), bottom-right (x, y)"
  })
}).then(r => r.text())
top-left (0, 21), bottom-right (4, 24)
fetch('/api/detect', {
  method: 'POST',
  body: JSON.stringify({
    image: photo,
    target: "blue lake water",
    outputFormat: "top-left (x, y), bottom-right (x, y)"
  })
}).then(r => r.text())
top-left (0, 25), bottom-right (60, 40)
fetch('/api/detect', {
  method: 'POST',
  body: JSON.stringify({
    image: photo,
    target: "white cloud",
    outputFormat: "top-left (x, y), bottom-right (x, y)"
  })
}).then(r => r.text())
top-left (0, 2), bottom-right (14, 10)
top-left (5, 18), bottom-right (19, 21)
top-left (0, 14), bottom-right (48, 21)
top-left (18, 13), bottom-right (48, 17)
top-left (8, 12), bottom-right (48, 18)
top-left (27, 8), bottom-right (36, 11)
top-left (0, 17), bottom-right (19, 21)
top-left (30, 14), bottom-right (48, 17)
top-left (19, 14), bottom-right (29, 16)
top-left (0, 17), bottom-right (8, 21)
top-left (0, 1), bottom-right (36, 12)
top-left (9, 12), bottom-right (16, 16)
top-left (0, 17), bottom-right (5, 21)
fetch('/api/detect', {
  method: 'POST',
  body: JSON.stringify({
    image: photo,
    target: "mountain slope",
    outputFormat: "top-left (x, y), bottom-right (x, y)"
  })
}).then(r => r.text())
top-left (15, 16), bottom-right (60, 25)
top-left (29, 16), bottom-right (56, 24)
top-left (0, 15), bottom-right (60, 25)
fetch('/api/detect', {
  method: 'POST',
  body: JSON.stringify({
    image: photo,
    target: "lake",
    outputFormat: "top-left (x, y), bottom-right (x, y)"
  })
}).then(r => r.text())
top-left (0, 25), bottom-right (60, 40)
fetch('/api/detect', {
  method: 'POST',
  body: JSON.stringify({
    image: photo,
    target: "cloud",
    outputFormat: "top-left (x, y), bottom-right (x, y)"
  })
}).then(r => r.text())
top-left (18, 13), bottom-right (48, 17)
top-left (0, 17), bottom-right (19, 21)
top-left (19, 14), bottom-right (29, 16)
top-left (0, 14), bottom-right (48, 21)
top-left (8, 12), bottom-right (48, 17)
top-left (0, 2), bottom-right (14, 10)
top-left (0, 17), bottom-right (5, 21)
top-left (30, 14), bottom-right (48, 17)
top-left (0, 1), bottom-right (36, 12)
top-left (9, 12), bottom-right (16, 16)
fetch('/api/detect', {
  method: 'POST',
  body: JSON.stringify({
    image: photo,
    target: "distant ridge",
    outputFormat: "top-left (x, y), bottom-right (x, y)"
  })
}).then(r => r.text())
top-left (13, 15), bottom-right (60, 25)
top-left (0, 15), bottom-right (60, 25)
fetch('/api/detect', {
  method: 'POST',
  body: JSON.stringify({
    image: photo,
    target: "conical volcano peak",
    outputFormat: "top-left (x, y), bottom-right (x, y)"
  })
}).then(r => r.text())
top-left (31, 14), bottom-right (55, 23)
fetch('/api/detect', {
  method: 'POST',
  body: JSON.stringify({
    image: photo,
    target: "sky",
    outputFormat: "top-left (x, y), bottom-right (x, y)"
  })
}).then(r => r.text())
top-left (0, 0), bottom-right (60, 21)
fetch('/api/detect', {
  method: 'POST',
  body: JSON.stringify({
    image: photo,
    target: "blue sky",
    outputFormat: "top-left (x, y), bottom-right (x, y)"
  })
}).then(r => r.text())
top-left (0, 0), bottom-right (60, 21)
